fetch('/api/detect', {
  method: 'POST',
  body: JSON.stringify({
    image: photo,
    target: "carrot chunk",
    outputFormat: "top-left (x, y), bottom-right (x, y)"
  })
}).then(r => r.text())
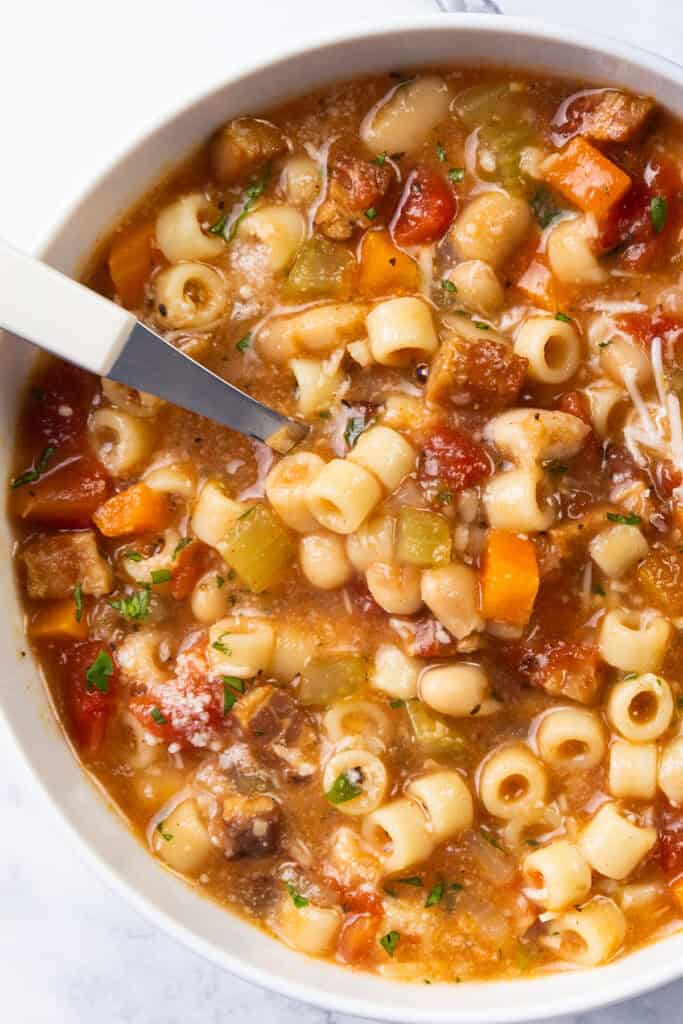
top-left (515, 257), bottom-right (558, 312)
top-left (480, 529), bottom-right (540, 626)
top-left (93, 482), bottom-right (171, 537)
top-left (543, 137), bottom-right (631, 221)
top-left (29, 598), bottom-right (89, 640)
top-left (358, 229), bottom-right (419, 297)
top-left (108, 221), bottom-right (159, 308)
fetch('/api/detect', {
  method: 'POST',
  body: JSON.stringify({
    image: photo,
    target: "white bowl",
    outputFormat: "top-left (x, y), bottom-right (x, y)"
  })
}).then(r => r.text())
top-left (3, 14), bottom-right (683, 1022)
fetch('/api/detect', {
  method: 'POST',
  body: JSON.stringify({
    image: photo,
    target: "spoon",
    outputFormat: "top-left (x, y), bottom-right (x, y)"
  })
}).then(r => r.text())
top-left (0, 239), bottom-right (309, 454)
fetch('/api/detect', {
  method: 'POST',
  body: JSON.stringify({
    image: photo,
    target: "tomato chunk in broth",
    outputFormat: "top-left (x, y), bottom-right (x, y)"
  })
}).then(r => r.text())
top-left (12, 67), bottom-right (683, 983)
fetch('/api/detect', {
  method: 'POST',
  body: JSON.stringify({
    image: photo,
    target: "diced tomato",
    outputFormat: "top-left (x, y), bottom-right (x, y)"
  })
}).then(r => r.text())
top-left (59, 640), bottom-right (117, 755)
top-left (337, 911), bottom-right (382, 966)
top-left (11, 454), bottom-right (111, 528)
top-left (22, 362), bottom-right (97, 452)
top-left (170, 541), bottom-right (214, 600)
top-left (598, 153), bottom-right (681, 269)
top-left (392, 166), bottom-right (456, 246)
top-left (657, 805), bottom-right (683, 881)
top-left (129, 695), bottom-right (180, 743)
top-left (419, 426), bottom-right (493, 493)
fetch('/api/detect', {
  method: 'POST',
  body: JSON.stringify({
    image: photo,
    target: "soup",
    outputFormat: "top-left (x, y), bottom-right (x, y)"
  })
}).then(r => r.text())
top-left (10, 67), bottom-right (683, 982)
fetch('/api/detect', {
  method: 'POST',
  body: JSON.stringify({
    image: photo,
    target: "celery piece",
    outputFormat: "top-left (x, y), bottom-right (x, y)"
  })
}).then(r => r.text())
top-left (453, 83), bottom-right (516, 128)
top-left (396, 508), bottom-right (452, 568)
top-left (407, 701), bottom-right (465, 756)
top-left (221, 504), bottom-right (294, 593)
top-left (283, 237), bottom-right (355, 301)
top-left (479, 121), bottom-right (535, 194)
top-left (299, 654), bottom-right (366, 706)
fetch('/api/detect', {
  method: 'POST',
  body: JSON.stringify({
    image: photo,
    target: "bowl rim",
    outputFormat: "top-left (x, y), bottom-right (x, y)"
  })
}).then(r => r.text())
top-left (4, 12), bottom-right (683, 1022)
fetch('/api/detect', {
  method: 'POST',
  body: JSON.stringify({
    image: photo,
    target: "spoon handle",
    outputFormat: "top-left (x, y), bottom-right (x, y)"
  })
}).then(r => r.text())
top-left (0, 239), bottom-right (308, 452)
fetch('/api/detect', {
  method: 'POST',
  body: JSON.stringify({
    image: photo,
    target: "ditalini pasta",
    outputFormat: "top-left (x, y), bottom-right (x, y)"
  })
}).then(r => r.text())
top-left (11, 66), bottom-right (683, 984)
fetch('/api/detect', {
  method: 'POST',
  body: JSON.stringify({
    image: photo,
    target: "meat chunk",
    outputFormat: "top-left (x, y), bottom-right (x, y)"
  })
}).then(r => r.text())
top-left (222, 794), bottom-right (281, 859)
top-left (233, 685), bottom-right (317, 780)
top-left (22, 531), bottom-right (113, 599)
top-left (316, 151), bottom-right (392, 240)
top-left (568, 91), bottom-right (655, 144)
top-left (211, 117), bottom-right (286, 184)
top-left (426, 336), bottom-right (527, 410)
top-left (518, 640), bottom-right (604, 705)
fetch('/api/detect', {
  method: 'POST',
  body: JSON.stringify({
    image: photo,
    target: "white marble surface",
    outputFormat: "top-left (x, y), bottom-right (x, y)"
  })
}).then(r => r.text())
top-left (2, 1), bottom-right (683, 1021)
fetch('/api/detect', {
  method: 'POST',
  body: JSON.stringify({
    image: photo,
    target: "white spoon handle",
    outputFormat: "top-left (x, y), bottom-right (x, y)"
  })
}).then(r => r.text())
top-left (0, 237), bottom-right (135, 375)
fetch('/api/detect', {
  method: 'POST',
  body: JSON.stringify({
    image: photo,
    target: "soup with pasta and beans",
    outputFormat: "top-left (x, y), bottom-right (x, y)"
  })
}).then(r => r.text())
top-left (11, 68), bottom-right (683, 981)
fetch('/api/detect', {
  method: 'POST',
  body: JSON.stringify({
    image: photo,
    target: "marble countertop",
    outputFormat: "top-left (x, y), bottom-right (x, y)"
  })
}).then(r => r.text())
top-left (2, 1), bottom-right (683, 1021)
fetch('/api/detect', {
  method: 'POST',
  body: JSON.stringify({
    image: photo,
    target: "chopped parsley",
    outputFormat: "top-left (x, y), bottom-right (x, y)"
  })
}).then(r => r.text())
top-left (318, 409), bottom-right (331, 419)
top-left (212, 164), bottom-right (272, 241)
top-left (150, 568), bottom-right (173, 584)
top-left (222, 677), bottom-right (244, 714)
top-left (227, 569), bottom-right (237, 581)
top-left (448, 167), bottom-right (465, 183)
top-left (547, 461), bottom-right (569, 475)
top-left (156, 821), bottom-right (173, 842)
top-left (606, 512), bottom-right (641, 526)
top-left (173, 537), bottom-right (193, 558)
top-left (344, 414), bottom-right (372, 449)
top-left (530, 187), bottom-right (563, 229)
top-left (72, 581), bottom-right (83, 623)
top-left (389, 698), bottom-right (405, 709)
top-left (425, 882), bottom-right (444, 907)
top-left (441, 279), bottom-right (457, 293)
top-left (555, 312), bottom-right (572, 323)
top-left (592, 583), bottom-right (606, 597)
top-left (436, 141), bottom-right (446, 162)
top-left (650, 195), bottom-right (668, 234)
top-left (380, 930), bottom-right (400, 957)
top-left (436, 490), bottom-right (453, 505)
top-left (480, 827), bottom-right (505, 852)
top-left (397, 876), bottom-right (423, 887)
top-left (151, 706), bottom-right (168, 726)
top-left (216, 575), bottom-right (225, 589)
top-left (474, 321), bottom-right (490, 330)
top-left (325, 769), bottom-right (363, 804)
top-left (212, 633), bottom-right (232, 656)
top-left (598, 339), bottom-right (612, 349)
top-left (110, 587), bottom-right (150, 621)
top-left (208, 214), bottom-right (229, 236)
top-left (85, 650), bottom-right (113, 694)
top-left (365, 207), bottom-right (377, 221)
top-left (285, 881), bottom-right (309, 908)
top-left (124, 550), bottom-right (143, 562)
top-left (10, 445), bottom-right (55, 489)
top-left (236, 333), bottom-right (251, 352)
top-left (372, 152), bottom-right (388, 167)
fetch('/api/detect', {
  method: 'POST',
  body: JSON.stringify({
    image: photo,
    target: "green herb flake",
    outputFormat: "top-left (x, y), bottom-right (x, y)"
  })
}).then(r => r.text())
top-left (650, 195), bottom-right (668, 234)
top-left (474, 321), bottom-right (490, 330)
top-left (389, 698), bottom-right (405, 709)
top-left (124, 550), bottom-right (143, 562)
top-left (216, 575), bottom-right (225, 589)
top-left (151, 706), bottom-right (168, 726)
top-left (85, 650), bottom-right (113, 694)
top-left (380, 930), bottom-right (400, 957)
top-left (397, 876), bottom-right (423, 887)
top-left (156, 821), bottom-right (173, 842)
top-left (285, 881), bottom-right (309, 908)
top-left (592, 583), bottom-right (606, 597)
top-left (480, 827), bottom-right (505, 852)
top-left (598, 340), bottom-right (612, 349)
top-left (448, 167), bottom-right (465, 183)
top-left (214, 165), bottom-right (272, 242)
top-left (223, 682), bottom-right (238, 714)
top-left (109, 587), bottom-right (150, 622)
top-left (72, 581), bottom-right (83, 623)
top-left (236, 333), bottom-right (251, 352)
top-left (441, 279), bottom-right (457, 293)
top-left (372, 152), bottom-right (388, 167)
top-left (436, 490), bottom-right (453, 505)
top-left (547, 462), bottom-right (569, 475)
top-left (344, 415), bottom-right (371, 449)
top-left (450, 882), bottom-right (464, 892)
top-left (530, 187), bottom-right (563, 229)
top-left (425, 882), bottom-right (444, 908)
top-left (151, 568), bottom-right (173, 584)
top-left (436, 141), bottom-right (446, 163)
top-left (10, 444), bottom-right (55, 489)
top-left (318, 409), bottom-right (331, 419)
top-left (325, 770), bottom-right (363, 805)
top-left (525, 838), bottom-right (540, 848)
top-left (555, 312), bottom-right (572, 323)
top-left (223, 675), bottom-right (245, 693)
top-left (173, 537), bottom-right (192, 559)
top-left (212, 632), bottom-right (232, 656)
top-left (365, 207), bottom-right (377, 221)
top-left (606, 512), bottom-right (641, 526)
